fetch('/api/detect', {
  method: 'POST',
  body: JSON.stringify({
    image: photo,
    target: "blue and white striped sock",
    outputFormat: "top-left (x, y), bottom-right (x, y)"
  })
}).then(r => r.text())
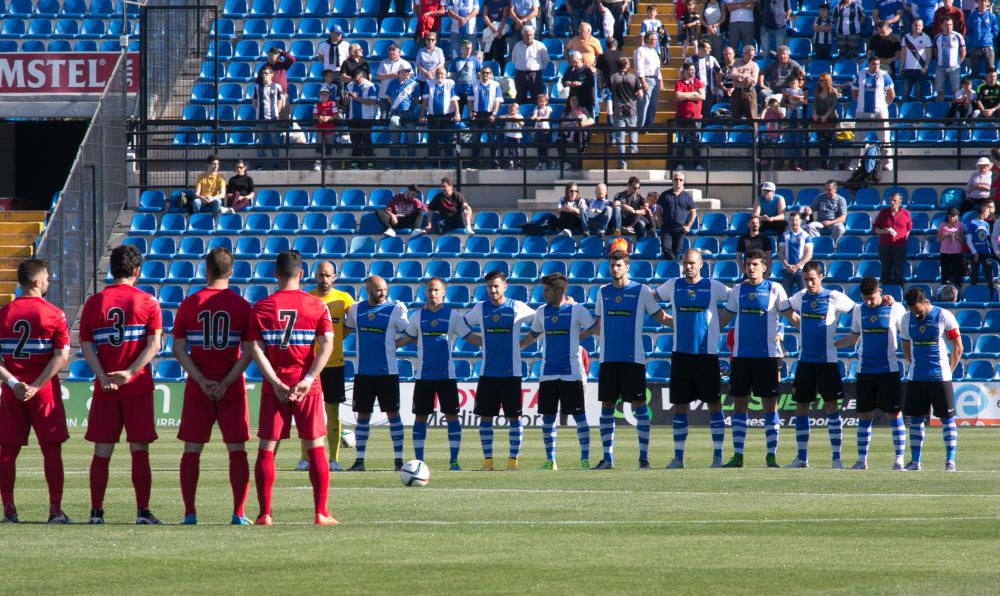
top-left (447, 419), bottom-right (462, 462)
top-left (909, 416), bottom-right (925, 463)
top-left (635, 405), bottom-right (650, 462)
top-left (573, 413), bottom-right (590, 462)
top-left (412, 421), bottom-right (427, 461)
top-left (355, 418), bottom-right (370, 459)
top-left (388, 416), bottom-right (404, 460)
top-left (480, 419), bottom-right (494, 459)
top-left (890, 414), bottom-right (905, 460)
top-left (672, 413), bottom-right (688, 461)
top-left (828, 412), bottom-right (843, 462)
top-left (732, 412), bottom-right (748, 455)
top-left (856, 419), bottom-right (873, 461)
top-left (941, 416), bottom-right (957, 462)
top-left (542, 415), bottom-right (557, 461)
top-left (764, 411), bottom-right (780, 456)
top-left (600, 406), bottom-right (615, 463)
top-left (709, 410), bottom-right (725, 460)
top-left (795, 415), bottom-right (810, 462)
top-left (509, 418), bottom-right (524, 459)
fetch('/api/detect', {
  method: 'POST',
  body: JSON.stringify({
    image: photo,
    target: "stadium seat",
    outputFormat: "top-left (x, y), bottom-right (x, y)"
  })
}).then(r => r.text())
top-left (510, 261), bottom-right (539, 283)
top-left (489, 236), bottom-right (517, 258)
top-left (328, 212), bottom-right (356, 234)
top-left (712, 261), bottom-right (741, 283)
top-left (520, 236), bottom-right (548, 258)
top-left (379, 16), bottom-right (406, 36)
top-left (576, 236), bottom-right (604, 258)
top-left (147, 237), bottom-right (175, 260)
top-left (433, 235), bottom-right (461, 257)
top-left (548, 235), bottom-right (576, 258)
top-left (634, 237), bottom-right (659, 259)
top-left (631, 261), bottom-right (654, 283)
top-left (184, 213), bottom-right (214, 235)
top-left (647, 360), bottom-right (671, 382)
top-left (139, 261), bottom-right (166, 283)
top-left (262, 237), bottom-right (290, 258)
top-left (300, 213), bottom-right (328, 234)
top-left (306, 188), bottom-right (336, 211)
top-left (369, 260), bottom-right (395, 282)
top-left (394, 260), bottom-right (422, 282)
top-left (972, 335), bottom-right (1000, 358)
top-left (234, 237), bottom-right (261, 259)
top-left (845, 212), bottom-right (872, 234)
top-left (853, 260), bottom-right (880, 281)
top-left (910, 261), bottom-right (939, 282)
top-left (699, 212), bottom-right (728, 235)
top-left (241, 18), bottom-right (268, 38)
top-left (423, 261), bottom-right (452, 282)
top-left (377, 236), bottom-right (405, 257)
top-left (568, 261), bottom-right (595, 282)
top-left (319, 236), bottom-right (347, 258)
top-left (338, 188), bottom-right (366, 210)
top-left (693, 237), bottom-right (719, 256)
top-left (500, 212), bottom-right (528, 233)
top-left (366, 188), bottom-right (392, 211)
top-left (292, 236), bottom-right (319, 258)
top-left (154, 360), bottom-right (185, 382)
top-left (167, 261), bottom-right (195, 283)
top-left (826, 261), bottom-right (854, 283)
top-left (453, 261), bottom-right (481, 282)
top-left (68, 360), bottom-right (95, 382)
top-left (653, 260), bottom-right (680, 282)
top-left (269, 213), bottom-right (299, 234)
top-left (965, 360), bottom-right (995, 381)
top-left (540, 262), bottom-right (567, 278)
top-left (834, 236), bottom-right (863, 259)
top-left (473, 211), bottom-right (500, 234)
top-left (348, 236), bottom-right (376, 257)
top-left (177, 237), bottom-right (206, 259)
top-left (852, 188), bottom-right (880, 209)
top-left (482, 261), bottom-right (510, 278)
top-left (243, 213), bottom-right (272, 235)
top-left (962, 285), bottom-right (995, 307)
top-left (955, 310), bottom-right (983, 332)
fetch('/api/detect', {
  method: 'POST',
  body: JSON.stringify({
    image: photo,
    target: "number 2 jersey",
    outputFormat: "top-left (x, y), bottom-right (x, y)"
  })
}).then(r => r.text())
top-left (247, 289), bottom-right (333, 387)
top-left (0, 296), bottom-right (70, 396)
top-left (173, 287), bottom-right (252, 398)
top-left (79, 284), bottom-right (162, 400)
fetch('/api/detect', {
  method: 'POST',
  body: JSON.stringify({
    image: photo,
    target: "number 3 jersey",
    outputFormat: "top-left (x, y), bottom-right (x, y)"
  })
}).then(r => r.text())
top-left (0, 296), bottom-right (70, 395)
top-left (79, 284), bottom-right (162, 400)
top-left (173, 288), bottom-right (252, 395)
top-left (247, 289), bottom-right (333, 385)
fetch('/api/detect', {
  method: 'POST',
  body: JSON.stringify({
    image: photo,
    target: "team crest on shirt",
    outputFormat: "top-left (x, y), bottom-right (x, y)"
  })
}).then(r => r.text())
top-left (551, 315), bottom-right (559, 323)
top-left (748, 292), bottom-right (757, 300)
top-left (430, 319), bottom-right (439, 327)
top-left (491, 314), bottom-right (500, 322)
top-left (869, 315), bottom-right (878, 323)
top-left (367, 312), bottom-right (376, 321)
top-left (919, 324), bottom-right (926, 333)
top-left (687, 289), bottom-right (696, 299)
top-left (810, 300), bottom-right (818, 309)
top-left (614, 295), bottom-right (622, 303)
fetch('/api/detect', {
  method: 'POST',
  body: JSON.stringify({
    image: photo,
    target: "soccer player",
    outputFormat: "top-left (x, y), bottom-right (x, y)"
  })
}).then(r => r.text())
top-left (899, 287), bottom-right (961, 471)
top-left (172, 248), bottom-right (253, 525)
top-left (0, 259), bottom-right (71, 523)
top-left (296, 261), bottom-right (355, 472)
top-left (834, 276), bottom-right (907, 470)
top-left (653, 249), bottom-right (731, 468)
top-left (79, 245), bottom-right (162, 524)
top-left (247, 251), bottom-right (336, 525)
top-left (722, 249), bottom-right (792, 468)
top-left (464, 270), bottom-right (535, 471)
top-left (344, 275), bottom-right (409, 472)
top-left (397, 277), bottom-right (471, 470)
top-left (784, 261), bottom-right (856, 469)
top-left (591, 250), bottom-right (671, 470)
top-left (520, 273), bottom-right (597, 470)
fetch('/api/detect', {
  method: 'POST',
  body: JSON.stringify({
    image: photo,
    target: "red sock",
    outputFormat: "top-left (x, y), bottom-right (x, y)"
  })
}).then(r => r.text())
top-left (179, 452), bottom-right (200, 517)
top-left (89, 454), bottom-right (111, 509)
top-left (307, 446), bottom-right (330, 516)
top-left (0, 444), bottom-right (21, 510)
top-left (131, 450), bottom-right (152, 510)
top-left (228, 450), bottom-right (249, 518)
top-left (254, 449), bottom-right (275, 516)
top-left (40, 443), bottom-right (64, 514)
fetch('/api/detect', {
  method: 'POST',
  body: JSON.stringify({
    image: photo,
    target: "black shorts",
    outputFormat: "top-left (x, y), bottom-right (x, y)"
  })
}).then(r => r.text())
top-left (597, 362), bottom-right (647, 404)
top-left (538, 380), bottom-right (586, 416)
top-left (320, 366), bottom-right (346, 404)
top-left (413, 379), bottom-right (460, 416)
top-left (352, 374), bottom-right (401, 414)
top-left (855, 372), bottom-right (902, 414)
top-left (729, 357), bottom-right (781, 399)
top-left (474, 376), bottom-right (523, 417)
top-left (792, 361), bottom-right (845, 404)
top-left (669, 352), bottom-right (722, 404)
top-left (903, 381), bottom-right (956, 419)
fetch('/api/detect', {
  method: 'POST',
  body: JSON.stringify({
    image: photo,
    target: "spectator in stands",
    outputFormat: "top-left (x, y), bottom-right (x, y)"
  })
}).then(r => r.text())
top-left (312, 87), bottom-right (340, 171)
top-left (192, 155), bottom-right (227, 214)
top-left (567, 22), bottom-right (603, 68)
top-left (873, 192), bottom-right (912, 286)
top-left (976, 67), bottom-right (1000, 116)
top-left (378, 0), bottom-right (407, 22)
top-left (736, 215), bottom-right (774, 258)
top-left (869, 21), bottom-right (902, 75)
top-left (644, 191), bottom-right (660, 234)
top-left (873, 0), bottom-right (904, 34)
top-left (420, 67), bottom-right (461, 167)
top-left (345, 70), bottom-right (378, 168)
top-left (813, 4), bottom-right (834, 59)
top-left (379, 185), bottom-right (429, 237)
top-left (252, 66), bottom-right (285, 170)
top-left (481, 0), bottom-right (508, 68)
top-left (899, 19), bottom-right (933, 101)
top-left (226, 160), bottom-right (254, 212)
top-left (386, 65), bottom-right (422, 166)
top-left (675, 62), bottom-right (705, 171)
top-left (781, 75), bottom-right (808, 171)
top-left (832, 0), bottom-right (866, 58)
top-left (558, 95), bottom-right (594, 167)
top-left (562, 50), bottom-right (598, 115)
top-left (966, 200), bottom-right (996, 293)
top-left (701, 0), bottom-right (727, 62)
top-left (257, 47), bottom-right (296, 119)
top-left (724, 0), bottom-right (756, 53)
top-left (934, 17), bottom-right (967, 100)
top-left (753, 182), bottom-right (788, 235)
top-left (500, 101), bottom-right (526, 168)
top-left (613, 176), bottom-right (655, 236)
top-left (318, 26), bottom-right (350, 79)
top-left (508, 0), bottom-right (540, 47)
top-left (937, 207), bottom-right (966, 288)
top-left (991, 147), bottom-right (1000, 202)
top-left (470, 65), bottom-right (504, 169)
top-left (803, 180), bottom-right (847, 247)
top-left (778, 210), bottom-right (813, 295)
top-left (966, 0), bottom-right (998, 75)
top-left (758, 46), bottom-right (804, 102)
top-left (656, 171), bottom-right (697, 259)
top-left (933, 0), bottom-right (966, 35)
top-left (678, 0), bottom-right (702, 57)
top-left (376, 44), bottom-right (412, 117)
top-left (556, 182), bottom-right (588, 235)
top-left (531, 94), bottom-right (555, 169)
top-left (427, 177), bottom-right (476, 234)
top-left (718, 46), bottom-right (737, 104)
top-left (416, 32), bottom-right (447, 93)
top-left (641, 5), bottom-right (671, 64)
top-left (512, 26), bottom-right (549, 103)
top-left (340, 44), bottom-right (370, 87)
top-left (686, 40), bottom-right (720, 117)
top-left (600, 0), bottom-right (628, 48)
top-left (415, 0), bottom-right (446, 42)
top-left (609, 56), bottom-right (643, 169)
top-left (965, 156), bottom-right (995, 208)
top-left (446, 0), bottom-right (480, 58)
top-left (595, 38), bottom-right (623, 90)
top-left (568, 0), bottom-right (596, 36)
top-left (759, 0), bottom-right (792, 55)
top-left (811, 72), bottom-right (840, 169)
top-left (948, 76), bottom-right (978, 119)
top-left (448, 40), bottom-right (482, 113)
top-left (912, 0), bottom-right (939, 33)
top-left (730, 44), bottom-right (759, 120)
top-left (583, 184), bottom-right (615, 235)
top-left (634, 33), bottom-right (663, 127)
top-left (853, 55), bottom-right (895, 170)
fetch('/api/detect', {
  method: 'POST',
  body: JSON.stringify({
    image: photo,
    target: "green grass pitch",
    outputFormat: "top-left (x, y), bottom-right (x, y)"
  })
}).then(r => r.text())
top-left (2, 426), bottom-right (999, 594)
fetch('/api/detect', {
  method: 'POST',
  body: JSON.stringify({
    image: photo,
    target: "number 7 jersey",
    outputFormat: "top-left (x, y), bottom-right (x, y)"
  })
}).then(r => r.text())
top-left (247, 289), bottom-right (333, 382)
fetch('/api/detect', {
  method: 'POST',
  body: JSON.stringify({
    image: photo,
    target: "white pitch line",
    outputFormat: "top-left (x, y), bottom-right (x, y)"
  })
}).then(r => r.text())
top-left (283, 486), bottom-right (1000, 498)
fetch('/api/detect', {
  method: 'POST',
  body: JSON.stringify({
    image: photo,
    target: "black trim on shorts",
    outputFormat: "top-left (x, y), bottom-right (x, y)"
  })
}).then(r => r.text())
top-left (669, 352), bottom-right (722, 404)
top-left (538, 379), bottom-right (586, 416)
top-left (597, 362), bottom-right (647, 404)
top-left (792, 361), bottom-right (845, 404)
top-left (729, 357), bottom-right (781, 398)
top-left (413, 379), bottom-right (460, 415)
top-left (474, 376), bottom-right (523, 417)
top-left (352, 374), bottom-right (401, 413)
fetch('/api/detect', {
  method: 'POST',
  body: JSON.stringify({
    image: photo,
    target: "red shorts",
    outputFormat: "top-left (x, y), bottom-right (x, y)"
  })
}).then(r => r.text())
top-left (0, 382), bottom-right (69, 446)
top-left (177, 378), bottom-right (250, 444)
top-left (84, 394), bottom-right (158, 444)
top-left (257, 384), bottom-right (326, 441)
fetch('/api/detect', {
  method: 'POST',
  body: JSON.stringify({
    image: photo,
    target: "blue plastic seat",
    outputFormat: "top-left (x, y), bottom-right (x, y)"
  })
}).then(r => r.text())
top-left (647, 360), bottom-right (671, 382)
top-left (52, 20), bottom-right (78, 37)
top-left (492, 236), bottom-right (520, 257)
top-left (368, 261), bottom-right (395, 282)
top-left (154, 213), bottom-right (185, 235)
top-left (291, 236), bottom-right (318, 258)
top-left (787, 38), bottom-right (812, 59)
top-left (519, 236), bottom-right (548, 258)
top-left (910, 260), bottom-right (939, 282)
top-left (699, 212), bottom-right (728, 235)
top-left (500, 212), bottom-right (528, 233)
top-left (423, 261), bottom-right (452, 282)
top-left (845, 212), bottom-right (872, 234)
top-left (156, 285), bottom-right (184, 309)
top-left (852, 188), bottom-right (880, 209)
top-left (290, 39), bottom-right (315, 60)
top-left (295, 17), bottom-right (324, 38)
top-left (329, 212), bottom-right (356, 234)
top-left (453, 261), bottom-right (481, 282)
top-left (270, 212), bottom-right (299, 234)
top-left (712, 261), bottom-right (741, 282)
top-left (338, 188), bottom-right (366, 210)
top-left (167, 260), bottom-right (195, 283)
top-left (27, 20), bottom-right (53, 38)
top-left (366, 188), bottom-right (393, 211)
top-left (235, 237), bottom-right (262, 258)
top-left (186, 213), bottom-right (215, 235)
top-left (319, 236), bottom-right (347, 258)
top-left (825, 260), bottom-right (854, 283)
top-left (177, 237), bottom-right (205, 258)
top-left (376, 236), bottom-right (405, 257)
top-left (348, 236), bottom-right (376, 257)
top-left (955, 310), bottom-right (983, 332)
top-left (972, 335), bottom-right (1000, 358)
top-left (301, 213), bottom-right (328, 234)
top-left (331, 0), bottom-right (356, 16)
top-left (510, 261), bottom-right (539, 283)
top-left (147, 237), bottom-right (176, 259)
top-left (379, 16), bottom-right (406, 36)
top-left (693, 236), bottom-right (719, 256)
top-left (962, 285), bottom-right (995, 307)
top-left (473, 211), bottom-right (500, 234)
top-left (965, 360), bottom-right (995, 381)
top-left (251, 261), bottom-right (276, 283)
top-left (262, 237), bottom-right (290, 257)
top-left (68, 360), bottom-right (95, 382)
top-left (463, 236), bottom-right (491, 258)
top-left (139, 261), bottom-right (166, 283)
top-left (243, 213), bottom-right (271, 235)
top-left (242, 18), bottom-right (268, 38)
top-left (426, 235), bottom-right (456, 257)
top-left (394, 260), bottom-right (423, 282)
top-left (482, 261), bottom-right (510, 279)
top-left (549, 235), bottom-right (576, 258)
top-left (304, 0), bottom-right (328, 14)
top-left (351, 16), bottom-right (378, 36)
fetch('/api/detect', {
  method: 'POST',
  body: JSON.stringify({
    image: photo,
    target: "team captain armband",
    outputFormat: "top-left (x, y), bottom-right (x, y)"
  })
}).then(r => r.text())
top-left (946, 328), bottom-right (960, 340)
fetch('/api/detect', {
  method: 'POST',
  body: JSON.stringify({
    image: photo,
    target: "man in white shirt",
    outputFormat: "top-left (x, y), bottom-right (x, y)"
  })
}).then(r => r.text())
top-left (375, 44), bottom-right (412, 118)
top-left (898, 18), bottom-right (933, 101)
top-left (446, 0), bottom-right (479, 58)
top-left (511, 25), bottom-right (550, 103)
top-left (633, 32), bottom-right (663, 128)
top-left (420, 67), bottom-right (461, 167)
top-left (934, 17), bottom-right (966, 100)
top-left (852, 56), bottom-right (896, 170)
top-left (317, 26), bottom-right (351, 77)
top-left (724, 0), bottom-right (757, 53)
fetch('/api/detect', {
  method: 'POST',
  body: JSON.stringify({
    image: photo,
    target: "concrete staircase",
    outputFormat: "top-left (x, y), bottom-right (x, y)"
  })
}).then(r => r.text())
top-left (0, 211), bottom-right (47, 304)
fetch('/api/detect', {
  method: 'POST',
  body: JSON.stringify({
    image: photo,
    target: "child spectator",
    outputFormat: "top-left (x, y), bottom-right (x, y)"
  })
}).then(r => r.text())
top-left (760, 97), bottom-right (784, 170)
top-left (312, 87), bottom-right (340, 171)
top-left (530, 93), bottom-right (554, 169)
top-left (813, 4), bottom-right (833, 59)
top-left (500, 101), bottom-right (525, 169)
top-left (642, 5), bottom-right (672, 63)
top-left (782, 75), bottom-right (808, 171)
top-left (947, 76), bottom-right (978, 119)
top-left (678, 0), bottom-right (702, 57)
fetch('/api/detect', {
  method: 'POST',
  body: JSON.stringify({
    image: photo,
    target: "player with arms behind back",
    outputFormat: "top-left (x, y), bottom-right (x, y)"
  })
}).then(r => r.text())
top-left (247, 251), bottom-right (336, 525)
top-left (79, 245), bottom-right (162, 525)
top-left (0, 259), bottom-right (72, 523)
top-left (172, 248), bottom-right (254, 525)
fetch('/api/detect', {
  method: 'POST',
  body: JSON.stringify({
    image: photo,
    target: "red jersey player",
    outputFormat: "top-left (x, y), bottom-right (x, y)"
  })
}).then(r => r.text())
top-left (0, 259), bottom-right (71, 524)
top-left (247, 251), bottom-right (335, 525)
top-left (79, 245), bottom-right (163, 525)
top-left (172, 248), bottom-right (254, 525)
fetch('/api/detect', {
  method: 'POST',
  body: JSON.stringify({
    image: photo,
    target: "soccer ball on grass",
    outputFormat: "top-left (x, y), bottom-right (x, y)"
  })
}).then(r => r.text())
top-left (399, 460), bottom-right (430, 487)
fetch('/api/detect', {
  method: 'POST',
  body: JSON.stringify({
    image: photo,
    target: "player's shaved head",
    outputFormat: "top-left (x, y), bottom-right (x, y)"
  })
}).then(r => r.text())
top-left (366, 275), bottom-right (388, 305)
top-left (425, 277), bottom-right (445, 307)
top-left (16, 258), bottom-right (48, 288)
top-left (315, 261), bottom-right (336, 293)
top-left (682, 249), bottom-right (702, 281)
top-left (274, 250), bottom-right (303, 280)
top-left (683, 248), bottom-right (702, 263)
top-left (109, 244), bottom-right (143, 280)
top-left (205, 247), bottom-right (234, 280)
